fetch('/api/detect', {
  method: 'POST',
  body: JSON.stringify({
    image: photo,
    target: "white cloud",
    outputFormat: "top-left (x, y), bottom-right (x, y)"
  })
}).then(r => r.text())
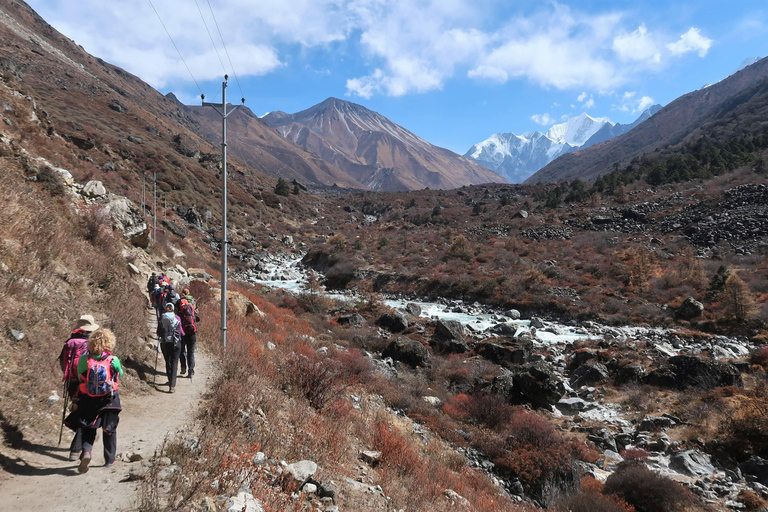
top-left (636, 95), bottom-right (655, 111)
top-left (617, 91), bottom-right (655, 113)
top-left (577, 92), bottom-right (588, 102)
top-left (26, 0), bottom-right (715, 101)
top-left (612, 24), bottom-right (662, 64)
top-left (583, 97), bottom-right (595, 109)
top-left (531, 113), bottom-right (554, 125)
top-left (667, 28), bottom-right (712, 57)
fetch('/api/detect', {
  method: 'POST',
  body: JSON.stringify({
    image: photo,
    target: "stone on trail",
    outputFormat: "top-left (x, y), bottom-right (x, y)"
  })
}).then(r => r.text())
top-left (127, 263), bottom-right (140, 275)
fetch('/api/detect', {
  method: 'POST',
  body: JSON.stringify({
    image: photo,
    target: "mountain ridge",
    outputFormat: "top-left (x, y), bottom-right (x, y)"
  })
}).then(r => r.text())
top-left (264, 97), bottom-right (506, 191)
top-left (525, 56), bottom-right (768, 183)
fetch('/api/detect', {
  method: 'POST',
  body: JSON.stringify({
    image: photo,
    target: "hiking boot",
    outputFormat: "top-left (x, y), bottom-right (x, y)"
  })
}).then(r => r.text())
top-left (78, 452), bottom-right (91, 474)
top-left (69, 451), bottom-right (79, 461)
top-left (189, 369), bottom-right (194, 379)
top-left (105, 460), bottom-right (117, 467)
top-left (179, 367), bottom-right (187, 376)
top-left (169, 386), bottom-right (175, 393)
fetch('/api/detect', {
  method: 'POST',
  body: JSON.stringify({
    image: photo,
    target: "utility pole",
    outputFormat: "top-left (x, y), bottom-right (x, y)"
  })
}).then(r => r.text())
top-left (153, 171), bottom-right (157, 241)
top-left (202, 75), bottom-right (244, 356)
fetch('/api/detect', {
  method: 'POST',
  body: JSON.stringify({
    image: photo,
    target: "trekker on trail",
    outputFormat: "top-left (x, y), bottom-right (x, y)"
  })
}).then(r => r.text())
top-left (58, 314), bottom-right (99, 461)
top-left (65, 328), bottom-right (123, 473)
top-left (151, 284), bottom-right (163, 321)
top-left (178, 295), bottom-right (199, 378)
top-left (158, 302), bottom-right (184, 393)
top-left (162, 284), bottom-right (181, 313)
top-left (146, 272), bottom-right (157, 294)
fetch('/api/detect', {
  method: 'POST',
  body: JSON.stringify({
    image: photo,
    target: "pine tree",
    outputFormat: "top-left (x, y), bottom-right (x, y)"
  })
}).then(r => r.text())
top-left (274, 178), bottom-right (290, 197)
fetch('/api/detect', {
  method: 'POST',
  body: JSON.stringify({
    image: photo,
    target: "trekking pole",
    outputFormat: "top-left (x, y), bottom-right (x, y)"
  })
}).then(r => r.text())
top-left (153, 338), bottom-right (160, 388)
top-left (58, 384), bottom-right (69, 447)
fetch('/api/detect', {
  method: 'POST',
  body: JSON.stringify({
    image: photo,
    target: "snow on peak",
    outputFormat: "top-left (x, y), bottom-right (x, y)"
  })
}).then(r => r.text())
top-left (545, 113), bottom-right (612, 147)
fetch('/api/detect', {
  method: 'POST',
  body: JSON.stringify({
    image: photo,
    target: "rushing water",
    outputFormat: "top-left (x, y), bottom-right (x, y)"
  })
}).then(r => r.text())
top-left (247, 255), bottom-right (595, 344)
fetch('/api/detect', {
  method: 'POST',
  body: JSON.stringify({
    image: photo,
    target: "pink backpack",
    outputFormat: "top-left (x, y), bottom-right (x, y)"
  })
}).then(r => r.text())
top-left (60, 336), bottom-right (88, 383)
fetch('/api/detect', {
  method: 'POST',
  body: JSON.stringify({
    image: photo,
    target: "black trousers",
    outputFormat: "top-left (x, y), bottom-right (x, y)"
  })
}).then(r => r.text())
top-left (81, 409), bottom-right (119, 464)
top-left (180, 332), bottom-right (197, 374)
top-left (161, 341), bottom-right (181, 388)
top-left (66, 382), bottom-right (82, 454)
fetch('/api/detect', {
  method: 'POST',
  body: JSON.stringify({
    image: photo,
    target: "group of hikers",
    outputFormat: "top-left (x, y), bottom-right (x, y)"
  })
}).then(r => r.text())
top-left (57, 271), bottom-right (199, 473)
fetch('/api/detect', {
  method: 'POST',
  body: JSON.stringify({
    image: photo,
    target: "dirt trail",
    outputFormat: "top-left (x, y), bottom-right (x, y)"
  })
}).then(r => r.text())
top-left (0, 307), bottom-right (211, 512)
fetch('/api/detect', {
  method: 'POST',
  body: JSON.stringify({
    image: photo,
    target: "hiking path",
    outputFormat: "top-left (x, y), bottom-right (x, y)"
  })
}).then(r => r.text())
top-left (0, 305), bottom-right (211, 511)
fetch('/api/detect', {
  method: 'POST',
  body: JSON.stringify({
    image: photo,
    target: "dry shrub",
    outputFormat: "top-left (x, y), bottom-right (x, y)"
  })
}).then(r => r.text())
top-left (738, 489), bottom-right (768, 511)
top-left (443, 392), bottom-right (515, 431)
top-left (603, 461), bottom-right (703, 512)
top-left (717, 382), bottom-right (768, 460)
top-left (750, 346), bottom-right (768, 367)
top-left (555, 490), bottom-right (634, 512)
top-left (372, 419), bottom-right (420, 476)
top-left (282, 344), bottom-right (350, 409)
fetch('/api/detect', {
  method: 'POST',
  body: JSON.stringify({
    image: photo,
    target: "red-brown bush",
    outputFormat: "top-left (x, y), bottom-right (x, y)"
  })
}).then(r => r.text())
top-left (603, 461), bottom-right (703, 512)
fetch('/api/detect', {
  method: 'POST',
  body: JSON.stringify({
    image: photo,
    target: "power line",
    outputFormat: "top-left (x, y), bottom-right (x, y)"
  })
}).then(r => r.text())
top-left (207, 0), bottom-right (245, 100)
top-left (147, 0), bottom-right (205, 96)
top-left (194, 0), bottom-right (227, 77)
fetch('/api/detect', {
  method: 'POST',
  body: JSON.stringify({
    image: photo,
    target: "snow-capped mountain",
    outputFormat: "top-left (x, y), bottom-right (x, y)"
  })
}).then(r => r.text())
top-left (466, 108), bottom-right (659, 183)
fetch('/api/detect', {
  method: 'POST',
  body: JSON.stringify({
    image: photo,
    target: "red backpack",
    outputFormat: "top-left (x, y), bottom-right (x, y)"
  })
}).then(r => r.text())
top-left (60, 335), bottom-right (88, 384)
top-left (79, 354), bottom-right (119, 397)
top-left (180, 299), bottom-right (197, 334)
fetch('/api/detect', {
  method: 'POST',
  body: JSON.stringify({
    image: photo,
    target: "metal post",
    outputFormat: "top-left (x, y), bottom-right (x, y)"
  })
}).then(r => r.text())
top-left (203, 76), bottom-right (244, 356)
top-left (142, 175), bottom-right (146, 217)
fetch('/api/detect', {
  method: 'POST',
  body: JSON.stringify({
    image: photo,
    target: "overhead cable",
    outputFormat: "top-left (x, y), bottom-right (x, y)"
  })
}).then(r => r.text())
top-left (207, 0), bottom-right (246, 99)
top-left (147, 0), bottom-right (205, 96)
top-left (194, 0), bottom-right (228, 77)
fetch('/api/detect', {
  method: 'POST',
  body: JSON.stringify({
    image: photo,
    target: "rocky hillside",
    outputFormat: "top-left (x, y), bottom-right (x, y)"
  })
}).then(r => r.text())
top-left (264, 97), bottom-right (506, 191)
top-left (526, 56), bottom-right (768, 183)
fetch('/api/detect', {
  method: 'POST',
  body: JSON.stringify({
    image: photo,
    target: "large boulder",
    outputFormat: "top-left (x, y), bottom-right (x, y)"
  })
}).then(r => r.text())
top-left (105, 196), bottom-right (146, 239)
top-left (337, 313), bottom-right (364, 326)
top-left (476, 339), bottom-right (532, 368)
top-left (677, 297), bottom-right (704, 319)
top-left (493, 362), bottom-right (565, 408)
top-left (375, 312), bottom-right (408, 333)
top-left (405, 303), bottom-right (422, 317)
top-left (614, 365), bottom-right (645, 386)
top-left (163, 219), bottom-right (189, 238)
top-left (382, 337), bottom-right (429, 368)
top-left (670, 450), bottom-right (716, 477)
top-left (282, 460), bottom-right (318, 491)
top-left (431, 320), bottom-right (468, 354)
top-left (570, 363), bottom-right (609, 387)
top-left (740, 456), bottom-right (768, 486)
top-left (668, 356), bottom-right (741, 390)
top-left (82, 180), bottom-right (106, 198)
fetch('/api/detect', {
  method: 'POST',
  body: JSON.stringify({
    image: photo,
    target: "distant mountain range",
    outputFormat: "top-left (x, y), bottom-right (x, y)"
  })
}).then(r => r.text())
top-left (526, 55), bottom-right (768, 183)
top-left (465, 107), bottom-right (661, 183)
top-left (263, 98), bottom-right (506, 191)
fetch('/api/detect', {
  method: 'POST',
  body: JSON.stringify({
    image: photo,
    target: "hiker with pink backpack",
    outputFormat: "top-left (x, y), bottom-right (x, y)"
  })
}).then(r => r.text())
top-left (178, 288), bottom-right (199, 379)
top-left (65, 328), bottom-right (123, 473)
top-left (58, 314), bottom-right (99, 461)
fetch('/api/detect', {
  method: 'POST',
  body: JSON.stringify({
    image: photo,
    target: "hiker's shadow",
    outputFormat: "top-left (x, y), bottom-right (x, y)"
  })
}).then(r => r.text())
top-left (122, 355), bottom-right (162, 381)
top-left (0, 447), bottom-right (77, 477)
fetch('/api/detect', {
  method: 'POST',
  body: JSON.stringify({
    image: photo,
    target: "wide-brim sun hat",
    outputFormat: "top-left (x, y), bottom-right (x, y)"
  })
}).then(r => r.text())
top-left (74, 314), bottom-right (99, 332)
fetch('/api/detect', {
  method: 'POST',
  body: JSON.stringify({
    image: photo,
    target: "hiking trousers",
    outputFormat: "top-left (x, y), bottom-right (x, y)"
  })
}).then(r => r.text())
top-left (161, 341), bottom-right (181, 388)
top-left (181, 332), bottom-right (197, 375)
top-left (81, 409), bottom-right (119, 464)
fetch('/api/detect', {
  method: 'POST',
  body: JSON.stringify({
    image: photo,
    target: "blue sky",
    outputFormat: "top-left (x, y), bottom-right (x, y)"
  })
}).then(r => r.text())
top-left (26, 0), bottom-right (768, 154)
